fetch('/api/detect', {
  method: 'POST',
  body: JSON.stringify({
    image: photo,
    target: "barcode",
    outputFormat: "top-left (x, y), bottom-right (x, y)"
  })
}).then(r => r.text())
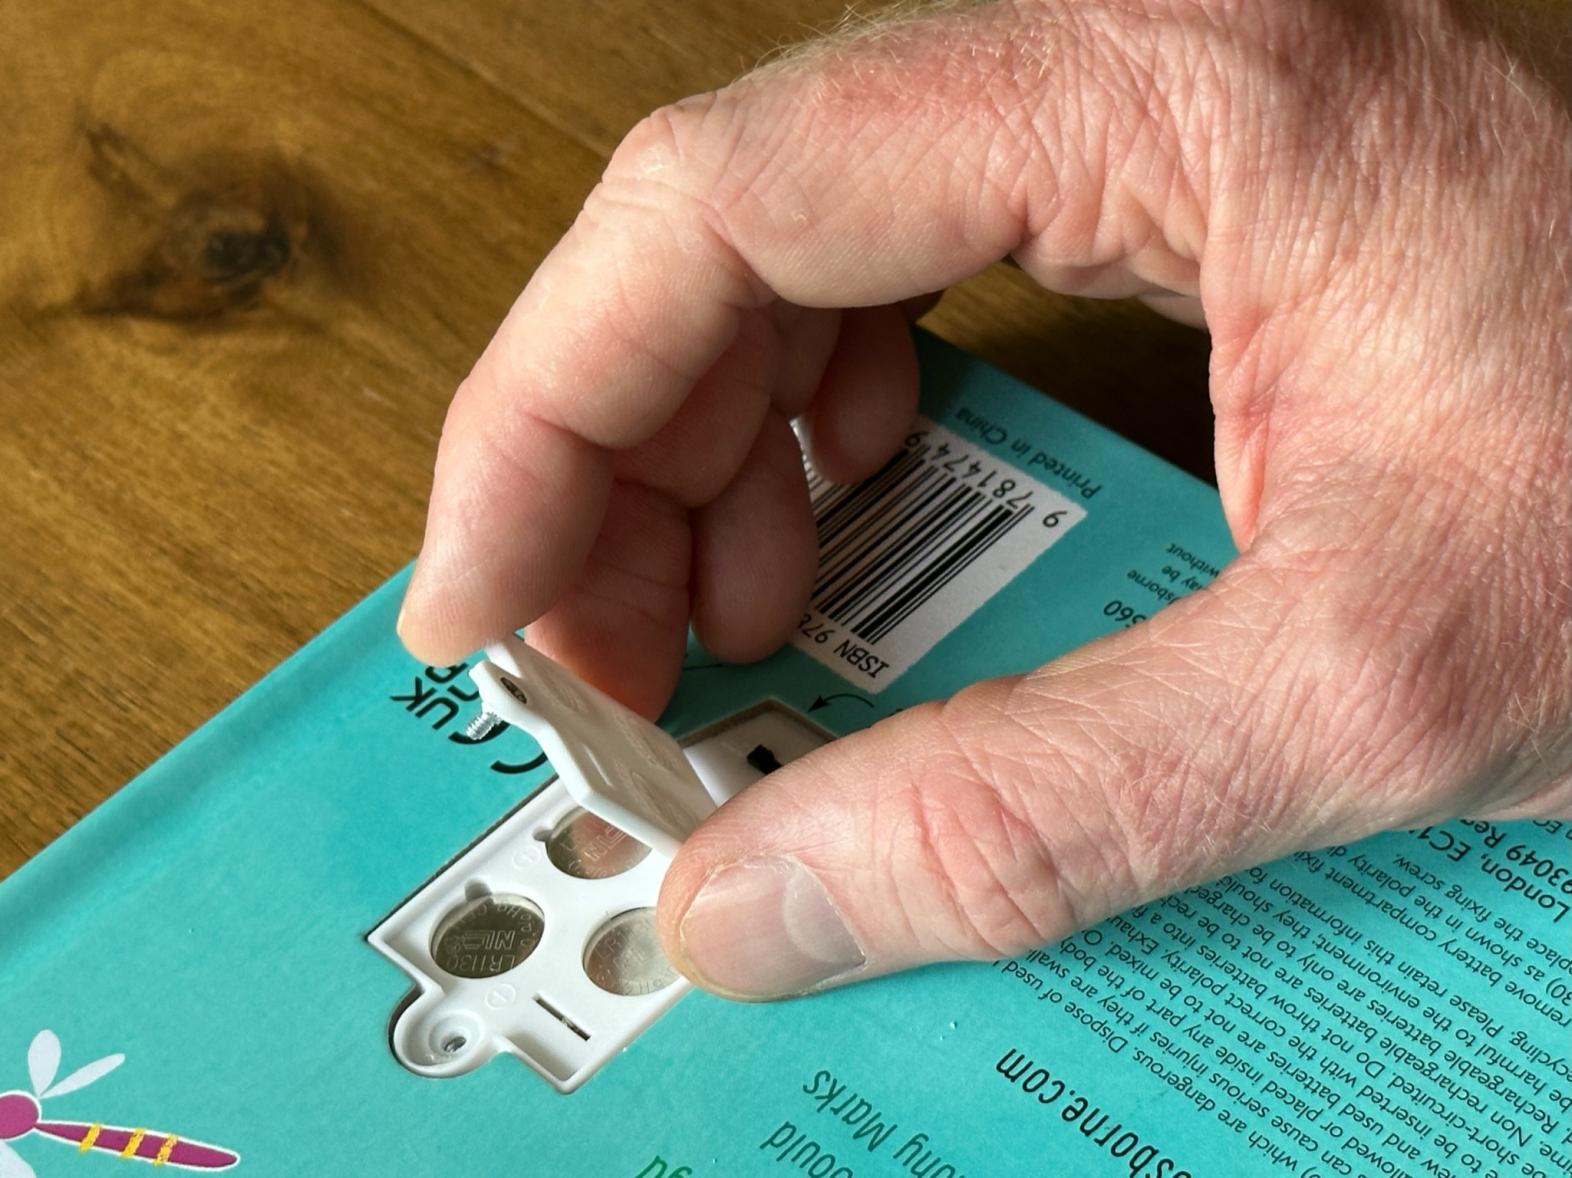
top-left (792, 417), bottom-right (1086, 691)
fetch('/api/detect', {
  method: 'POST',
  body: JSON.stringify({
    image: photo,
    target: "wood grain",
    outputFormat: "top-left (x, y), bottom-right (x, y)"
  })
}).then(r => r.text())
top-left (0, 0), bottom-right (1211, 879)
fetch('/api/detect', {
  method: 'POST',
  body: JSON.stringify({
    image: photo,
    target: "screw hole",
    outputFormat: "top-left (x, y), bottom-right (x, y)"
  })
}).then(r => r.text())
top-left (441, 1034), bottom-right (467, 1055)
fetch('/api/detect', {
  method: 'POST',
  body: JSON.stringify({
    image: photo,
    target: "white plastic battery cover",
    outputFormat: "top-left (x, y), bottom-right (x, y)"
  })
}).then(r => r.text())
top-left (472, 636), bottom-right (722, 856)
top-left (371, 636), bottom-right (830, 1092)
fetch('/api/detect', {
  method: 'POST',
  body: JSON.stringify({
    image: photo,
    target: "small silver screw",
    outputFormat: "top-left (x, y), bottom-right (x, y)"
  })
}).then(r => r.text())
top-left (464, 710), bottom-right (505, 741)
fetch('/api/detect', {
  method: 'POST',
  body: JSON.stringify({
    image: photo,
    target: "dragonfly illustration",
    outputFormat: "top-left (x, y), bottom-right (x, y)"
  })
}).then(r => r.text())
top-left (0, 1031), bottom-right (239, 1174)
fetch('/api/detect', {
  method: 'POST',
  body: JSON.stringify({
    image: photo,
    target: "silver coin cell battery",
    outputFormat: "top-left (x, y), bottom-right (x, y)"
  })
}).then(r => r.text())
top-left (583, 907), bottom-right (680, 996)
top-left (546, 808), bottom-right (651, 879)
top-left (431, 894), bottom-right (545, 979)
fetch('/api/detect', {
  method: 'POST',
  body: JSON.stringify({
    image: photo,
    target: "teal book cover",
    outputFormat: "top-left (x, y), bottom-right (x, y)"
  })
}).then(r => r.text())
top-left (1, 334), bottom-right (1565, 1177)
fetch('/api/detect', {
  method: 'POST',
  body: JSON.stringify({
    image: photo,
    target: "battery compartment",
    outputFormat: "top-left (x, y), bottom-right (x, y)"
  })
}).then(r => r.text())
top-left (369, 700), bottom-right (831, 1092)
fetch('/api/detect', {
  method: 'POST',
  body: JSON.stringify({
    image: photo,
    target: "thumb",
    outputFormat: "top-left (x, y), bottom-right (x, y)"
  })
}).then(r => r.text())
top-left (655, 554), bottom-right (1464, 1000)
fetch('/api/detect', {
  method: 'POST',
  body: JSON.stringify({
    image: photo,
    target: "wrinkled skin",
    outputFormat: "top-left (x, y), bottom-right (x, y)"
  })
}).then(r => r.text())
top-left (399, 0), bottom-right (1571, 1000)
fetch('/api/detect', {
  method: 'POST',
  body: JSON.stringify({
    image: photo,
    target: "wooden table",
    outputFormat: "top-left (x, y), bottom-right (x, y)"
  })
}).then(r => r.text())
top-left (0, 0), bottom-right (1212, 878)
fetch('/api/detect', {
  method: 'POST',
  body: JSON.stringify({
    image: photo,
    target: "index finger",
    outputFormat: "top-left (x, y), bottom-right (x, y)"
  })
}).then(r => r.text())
top-left (397, 3), bottom-right (1203, 664)
top-left (395, 162), bottom-right (763, 663)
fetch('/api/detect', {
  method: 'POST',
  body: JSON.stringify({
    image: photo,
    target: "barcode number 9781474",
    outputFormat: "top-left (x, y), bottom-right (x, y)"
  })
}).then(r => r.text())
top-left (791, 417), bottom-right (1088, 692)
top-left (904, 430), bottom-right (1069, 530)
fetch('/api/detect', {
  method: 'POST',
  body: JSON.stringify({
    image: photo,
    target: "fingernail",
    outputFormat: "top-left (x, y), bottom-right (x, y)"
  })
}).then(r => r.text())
top-left (678, 858), bottom-right (866, 1000)
top-left (395, 594), bottom-right (422, 652)
top-left (396, 554), bottom-right (437, 648)
top-left (396, 558), bottom-right (424, 634)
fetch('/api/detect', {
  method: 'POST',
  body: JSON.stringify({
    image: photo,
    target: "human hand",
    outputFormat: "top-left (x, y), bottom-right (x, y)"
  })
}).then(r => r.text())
top-left (398, 0), bottom-right (1571, 999)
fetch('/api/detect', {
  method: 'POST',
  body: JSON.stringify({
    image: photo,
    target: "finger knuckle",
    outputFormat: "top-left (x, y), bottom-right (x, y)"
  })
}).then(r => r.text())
top-left (1011, 661), bottom-right (1247, 900)
top-left (1228, 544), bottom-right (1534, 822)
top-left (875, 693), bottom-right (1082, 959)
top-left (606, 94), bottom-right (727, 188)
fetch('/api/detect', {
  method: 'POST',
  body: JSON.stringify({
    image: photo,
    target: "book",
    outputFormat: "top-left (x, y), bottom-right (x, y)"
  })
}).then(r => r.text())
top-left (1, 332), bottom-right (1563, 1177)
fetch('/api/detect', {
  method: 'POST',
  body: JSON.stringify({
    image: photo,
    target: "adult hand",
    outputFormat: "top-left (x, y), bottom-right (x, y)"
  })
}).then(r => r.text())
top-left (399, 0), bottom-right (1571, 999)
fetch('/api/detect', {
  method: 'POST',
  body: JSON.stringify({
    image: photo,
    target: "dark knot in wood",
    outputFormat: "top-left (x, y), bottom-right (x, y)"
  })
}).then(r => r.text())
top-left (94, 197), bottom-right (303, 320)
top-left (201, 224), bottom-right (292, 286)
top-left (73, 123), bottom-right (319, 321)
